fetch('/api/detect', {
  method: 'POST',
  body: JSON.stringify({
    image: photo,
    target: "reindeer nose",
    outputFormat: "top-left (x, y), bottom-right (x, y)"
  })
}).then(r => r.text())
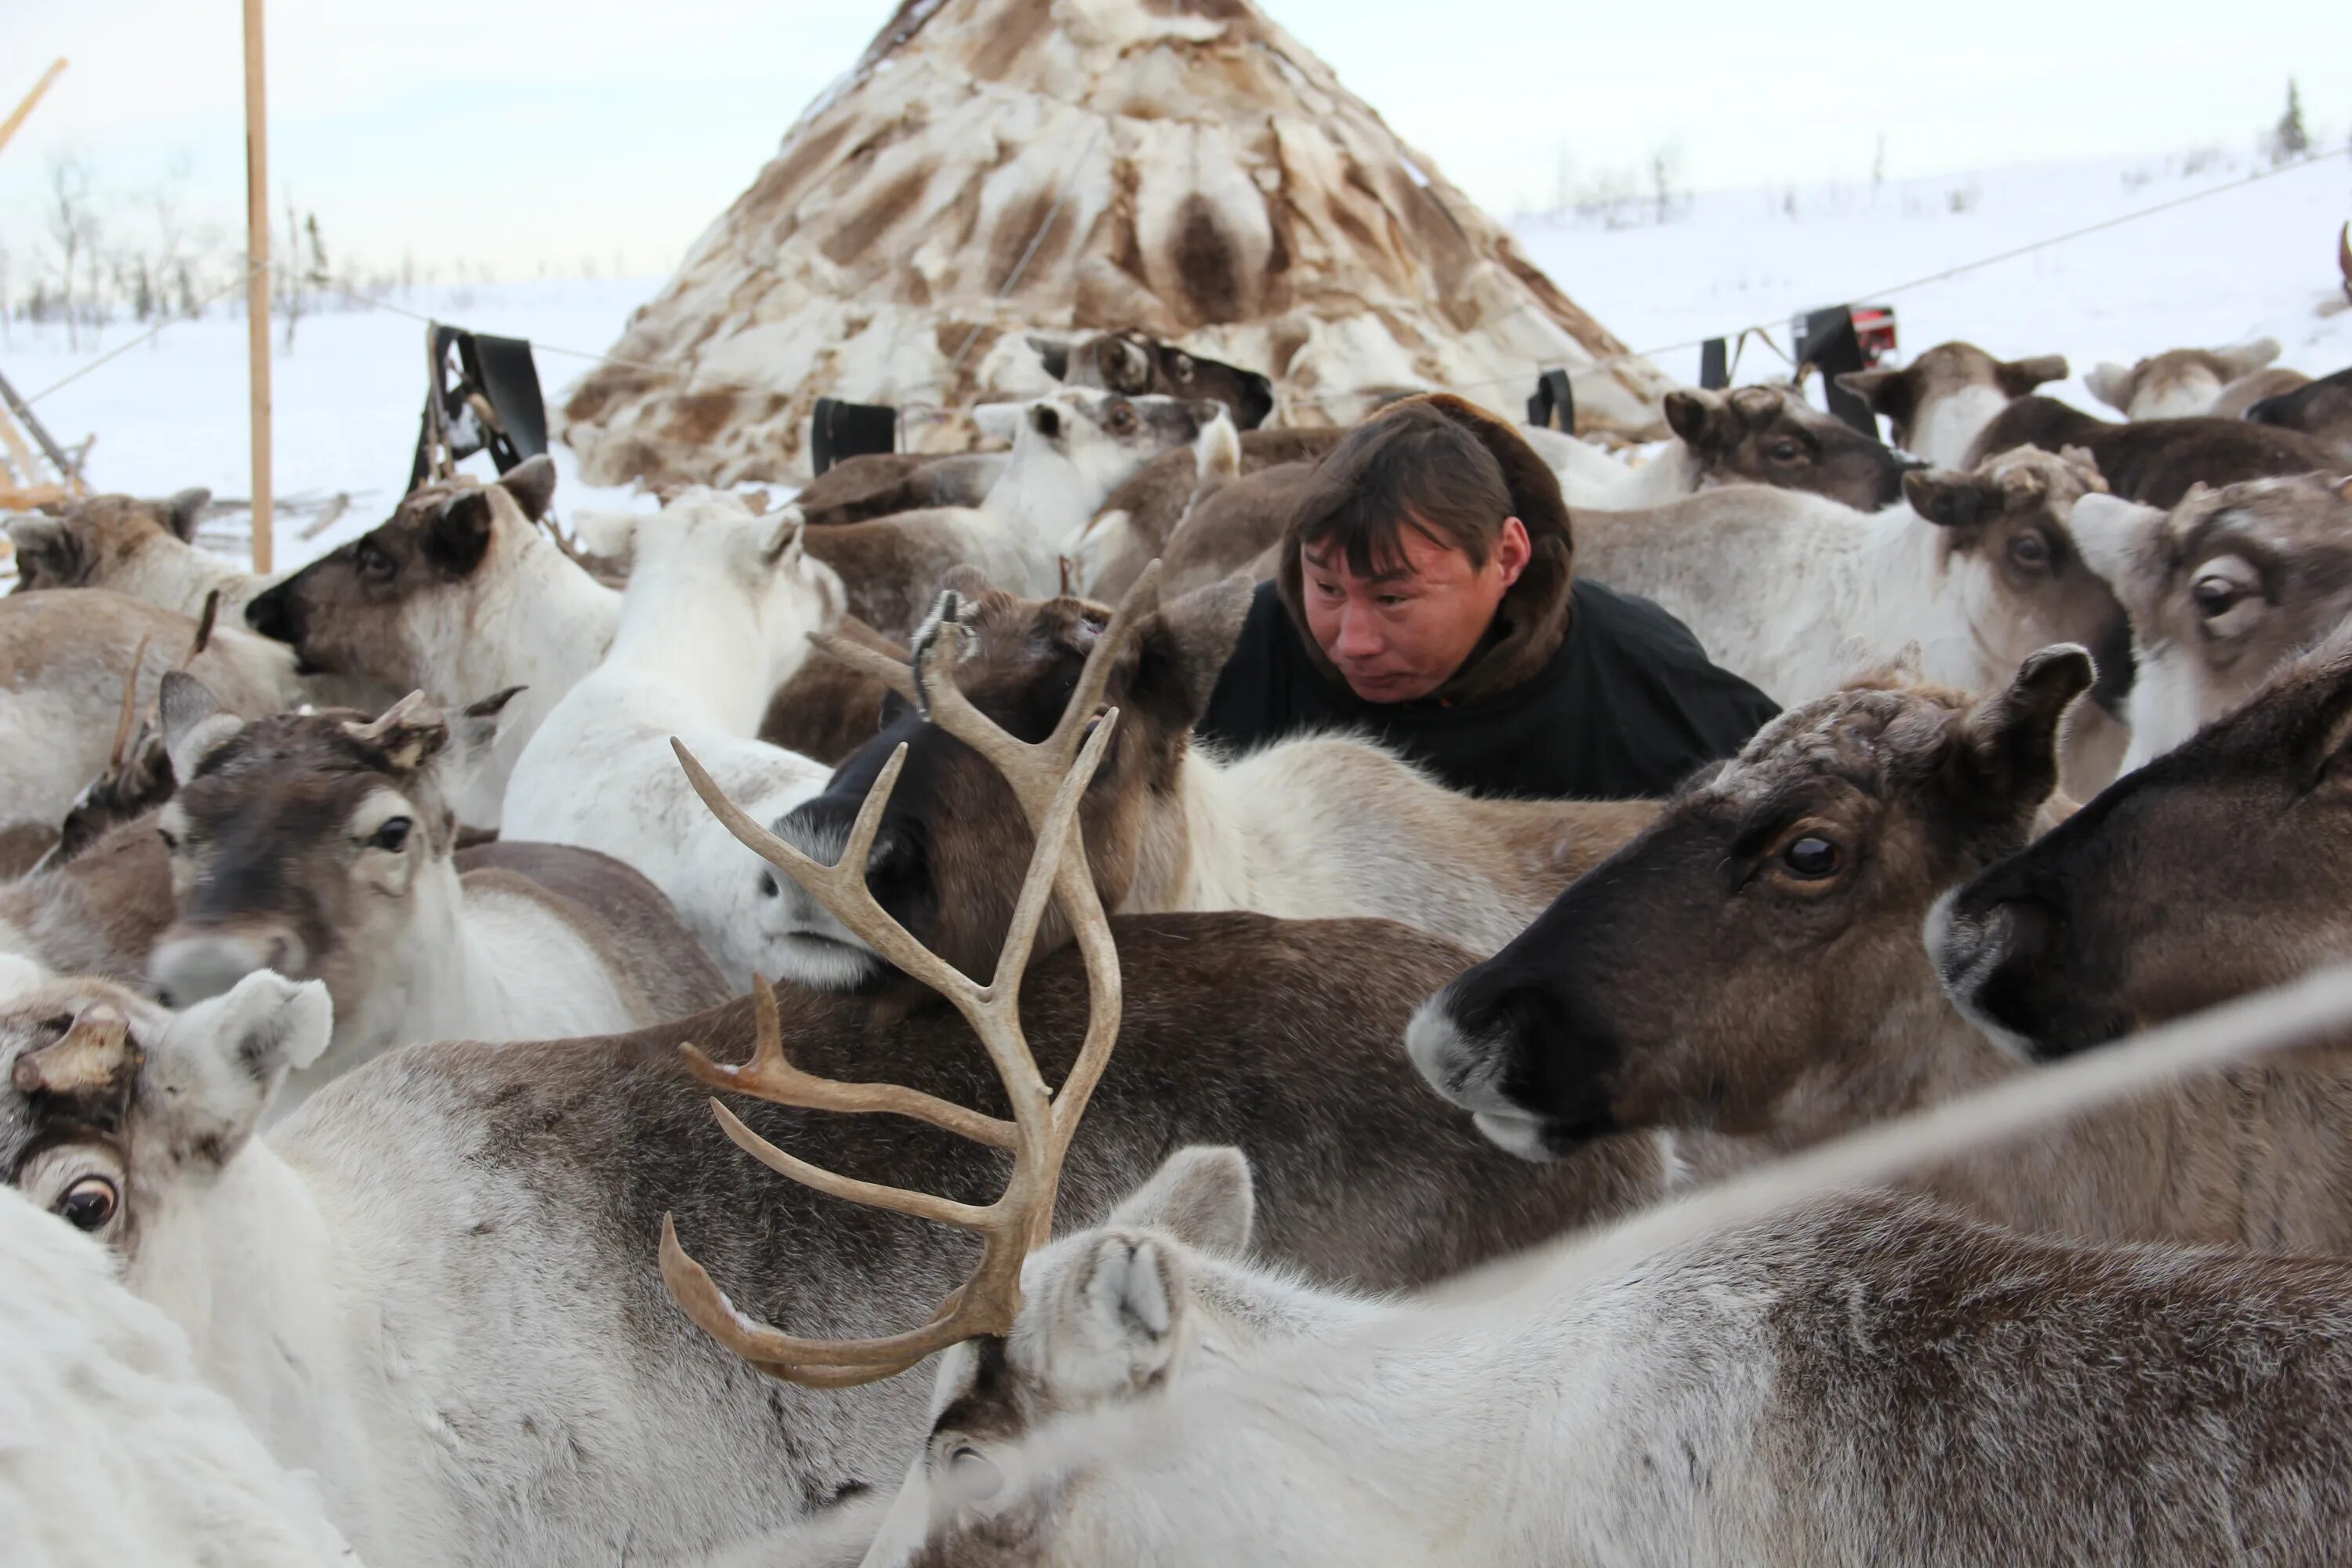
top-left (150, 928), bottom-right (310, 1007)
top-left (245, 583), bottom-right (300, 644)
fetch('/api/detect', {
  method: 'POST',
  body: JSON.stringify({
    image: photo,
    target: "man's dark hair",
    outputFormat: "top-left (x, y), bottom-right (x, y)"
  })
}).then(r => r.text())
top-left (1293, 401), bottom-right (1515, 580)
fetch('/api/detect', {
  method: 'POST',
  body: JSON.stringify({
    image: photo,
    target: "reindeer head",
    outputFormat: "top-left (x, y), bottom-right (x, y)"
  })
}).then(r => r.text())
top-left (1016, 388), bottom-right (1226, 508)
top-left (1663, 383), bottom-right (1918, 510)
top-left (1032, 331), bottom-right (1274, 430)
top-left (2, 970), bottom-right (330, 1259)
top-left (757, 566), bottom-right (1248, 991)
top-left (861, 1147), bottom-right (1279, 1567)
top-left (241, 456), bottom-right (557, 687)
top-left (1837, 342), bottom-right (2070, 466)
top-left (2085, 338), bottom-right (2281, 420)
top-left (146, 681), bottom-right (520, 1024)
top-left (2066, 474), bottom-right (2352, 766)
top-left (1937, 622), bottom-right (2352, 1058)
top-left (6, 488), bottom-right (211, 595)
top-left (1407, 648), bottom-right (2090, 1160)
top-left (1899, 445), bottom-right (2135, 730)
top-left (2246, 367), bottom-right (2352, 459)
top-left (580, 489), bottom-right (843, 683)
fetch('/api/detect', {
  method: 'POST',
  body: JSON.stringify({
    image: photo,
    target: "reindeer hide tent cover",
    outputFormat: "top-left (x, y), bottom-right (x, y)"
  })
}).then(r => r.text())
top-left (561, 0), bottom-right (1671, 487)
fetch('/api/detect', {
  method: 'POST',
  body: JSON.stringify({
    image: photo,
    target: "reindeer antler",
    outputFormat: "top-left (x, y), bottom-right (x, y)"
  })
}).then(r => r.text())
top-left (659, 563), bottom-right (1159, 1386)
top-left (106, 637), bottom-right (154, 775)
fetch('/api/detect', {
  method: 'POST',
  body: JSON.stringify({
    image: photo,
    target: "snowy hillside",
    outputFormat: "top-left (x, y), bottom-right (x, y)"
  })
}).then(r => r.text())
top-left (3, 150), bottom-right (2347, 572)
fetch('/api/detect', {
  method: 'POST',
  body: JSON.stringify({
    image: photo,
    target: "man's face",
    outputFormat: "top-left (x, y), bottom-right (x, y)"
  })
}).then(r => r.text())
top-left (1301, 514), bottom-right (1531, 703)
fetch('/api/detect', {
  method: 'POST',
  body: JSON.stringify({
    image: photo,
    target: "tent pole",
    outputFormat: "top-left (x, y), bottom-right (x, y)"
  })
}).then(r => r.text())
top-left (241, 0), bottom-right (273, 573)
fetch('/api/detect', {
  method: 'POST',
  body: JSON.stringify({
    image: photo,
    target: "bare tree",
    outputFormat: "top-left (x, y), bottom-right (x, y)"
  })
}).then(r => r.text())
top-left (2271, 78), bottom-right (2310, 164)
top-left (1648, 138), bottom-right (1686, 225)
top-left (45, 156), bottom-right (102, 350)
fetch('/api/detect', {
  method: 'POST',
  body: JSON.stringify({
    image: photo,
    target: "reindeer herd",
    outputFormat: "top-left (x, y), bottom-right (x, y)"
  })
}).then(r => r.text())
top-left (5, 324), bottom-right (2352, 1565)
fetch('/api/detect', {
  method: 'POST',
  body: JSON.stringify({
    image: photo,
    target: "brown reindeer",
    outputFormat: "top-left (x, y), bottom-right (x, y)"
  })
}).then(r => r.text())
top-left (1073, 426), bottom-right (1342, 601)
top-left (1405, 648), bottom-right (2352, 1254)
top-left (754, 568), bottom-right (1658, 994)
top-left (2248, 365), bottom-right (2352, 462)
top-left (1937, 624), bottom-right (2352, 1061)
top-left (790, 452), bottom-right (1009, 528)
top-left (2083, 336), bottom-right (2305, 420)
top-left (5, 488), bottom-right (219, 608)
top-left (1838, 339), bottom-right (2341, 505)
top-left (0, 815), bottom-right (175, 987)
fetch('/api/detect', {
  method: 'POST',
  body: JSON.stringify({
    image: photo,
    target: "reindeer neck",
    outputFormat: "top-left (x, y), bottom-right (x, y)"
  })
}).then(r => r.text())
top-left (980, 441), bottom-right (1089, 536)
top-left (467, 534), bottom-right (621, 695)
top-left (315, 856), bottom-right (481, 1081)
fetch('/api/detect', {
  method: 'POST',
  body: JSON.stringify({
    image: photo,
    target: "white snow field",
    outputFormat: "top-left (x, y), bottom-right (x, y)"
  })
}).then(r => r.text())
top-left (4, 150), bottom-right (2347, 572)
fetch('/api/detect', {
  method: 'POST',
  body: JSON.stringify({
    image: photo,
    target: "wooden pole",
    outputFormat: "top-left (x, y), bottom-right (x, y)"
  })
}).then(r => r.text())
top-left (241, 0), bottom-right (273, 572)
top-left (0, 59), bottom-right (68, 163)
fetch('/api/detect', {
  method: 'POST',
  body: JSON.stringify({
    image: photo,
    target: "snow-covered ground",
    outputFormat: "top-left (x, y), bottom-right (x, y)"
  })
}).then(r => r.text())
top-left (3, 150), bottom-right (2347, 573)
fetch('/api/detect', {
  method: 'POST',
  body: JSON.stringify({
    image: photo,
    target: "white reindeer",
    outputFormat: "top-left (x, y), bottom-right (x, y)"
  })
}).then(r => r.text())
top-left (861, 966), bottom-right (2352, 1566)
top-left (146, 680), bottom-right (726, 1109)
top-left (0, 1155), bottom-right (358, 1568)
top-left (503, 490), bottom-right (844, 988)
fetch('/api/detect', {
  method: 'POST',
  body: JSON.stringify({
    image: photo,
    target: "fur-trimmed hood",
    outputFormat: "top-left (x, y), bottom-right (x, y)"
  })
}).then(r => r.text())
top-left (1276, 393), bottom-right (1575, 707)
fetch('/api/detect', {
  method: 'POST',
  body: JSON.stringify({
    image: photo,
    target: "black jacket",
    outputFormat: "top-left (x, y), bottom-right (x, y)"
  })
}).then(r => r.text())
top-left (1195, 577), bottom-right (1777, 800)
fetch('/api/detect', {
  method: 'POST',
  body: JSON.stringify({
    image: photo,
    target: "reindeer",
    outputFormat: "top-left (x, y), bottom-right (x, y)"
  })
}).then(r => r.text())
top-left (2064, 474), bottom-right (2352, 768)
top-left (503, 489), bottom-right (846, 988)
top-left (803, 389), bottom-right (1221, 639)
top-left (1936, 625), bottom-right (2352, 1061)
top-left (1031, 330), bottom-right (1275, 430)
top-left (1574, 445), bottom-right (2132, 797)
top-left (0, 589), bottom-right (302, 875)
top-left (2, 596), bottom-right (1662, 1567)
top-left (862, 1102), bottom-right (2352, 1566)
top-left (243, 458), bottom-right (614, 831)
top-left (1404, 644), bottom-right (2352, 1253)
top-left (757, 568), bottom-right (1659, 990)
top-left (1839, 340), bottom-right (2341, 506)
top-left (5, 488), bottom-right (237, 613)
top-left (1577, 383), bottom-right (1918, 511)
top-left (0, 1181), bottom-right (360, 1568)
top-left (1068, 426), bottom-right (1343, 600)
top-left (2248, 365), bottom-right (2352, 461)
top-left (2084, 336), bottom-right (2304, 420)
top-left (0, 816), bottom-right (174, 988)
top-left (145, 680), bottom-right (728, 1109)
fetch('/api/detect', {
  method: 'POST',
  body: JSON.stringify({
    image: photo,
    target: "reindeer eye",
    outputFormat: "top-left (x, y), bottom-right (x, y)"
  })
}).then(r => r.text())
top-left (1768, 439), bottom-right (1805, 463)
top-left (1780, 837), bottom-right (1842, 880)
top-left (157, 826), bottom-right (179, 853)
top-left (370, 816), bottom-right (412, 852)
top-left (356, 540), bottom-right (394, 582)
top-left (1107, 404), bottom-right (1137, 434)
top-left (2009, 531), bottom-right (2052, 571)
top-left (58, 1175), bottom-right (119, 1232)
top-left (949, 1443), bottom-right (1003, 1502)
top-left (2192, 574), bottom-right (2248, 616)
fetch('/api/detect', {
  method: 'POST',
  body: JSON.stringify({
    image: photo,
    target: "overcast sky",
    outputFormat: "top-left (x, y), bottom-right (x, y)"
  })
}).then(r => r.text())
top-left (3, 0), bottom-right (2345, 282)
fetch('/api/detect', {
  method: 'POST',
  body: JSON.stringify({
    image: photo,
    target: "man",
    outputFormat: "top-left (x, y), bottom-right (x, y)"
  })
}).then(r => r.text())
top-left (1195, 394), bottom-right (1777, 800)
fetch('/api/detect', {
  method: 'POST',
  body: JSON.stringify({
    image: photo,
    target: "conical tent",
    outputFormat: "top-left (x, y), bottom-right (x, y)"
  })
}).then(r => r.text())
top-left (562, 0), bottom-right (1673, 487)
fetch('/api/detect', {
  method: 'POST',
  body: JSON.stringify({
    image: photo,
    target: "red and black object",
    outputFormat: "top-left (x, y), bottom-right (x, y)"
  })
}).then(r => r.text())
top-left (811, 397), bottom-right (899, 477)
top-left (1795, 304), bottom-right (1899, 434)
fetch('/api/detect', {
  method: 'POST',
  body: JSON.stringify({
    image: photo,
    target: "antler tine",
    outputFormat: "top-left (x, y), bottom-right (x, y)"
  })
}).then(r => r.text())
top-left (184, 589), bottom-right (221, 664)
top-left (808, 631), bottom-right (921, 704)
top-left (986, 708), bottom-right (1119, 998)
top-left (108, 637), bottom-right (153, 772)
top-left (676, 976), bottom-right (1017, 1149)
top-left (670, 738), bottom-right (979, 1001)
top-left (912, 560), bottom-right (1163, 832)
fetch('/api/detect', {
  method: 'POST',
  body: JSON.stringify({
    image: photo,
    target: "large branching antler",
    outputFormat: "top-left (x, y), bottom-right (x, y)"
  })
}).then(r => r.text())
top-left (659, 562), bottom-right (1161, 1388)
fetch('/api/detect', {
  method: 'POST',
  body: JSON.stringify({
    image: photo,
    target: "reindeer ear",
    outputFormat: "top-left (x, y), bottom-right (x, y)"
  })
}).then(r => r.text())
top-left (1130, 573), bottom-right (1254, 730)
top-left (163, 488), bottom-right (211, 543)
top-left (160, 672), bottom-right (243, 782)
top-left (1835, 366), bottom-right (1910, 419)
top-left (1956, 645), bottom-right (2094, 811)
top-left (2063, 493), bottom-right (2167, 592)
top-left (1105, 1146), bottom-right (1254, 1257)
top-left (1028, 335), bottom-right (1071, 382)
top-left (496, 455), bottom-right (558, 523)
top-left (153, 972), bottom-right (332, 1160)
top-left (2083, 363), bottom-right (2137, 414)
top-left (423, 490), bottom-right (497, 575)
top-left (1029, 401), bottom-right (1065, 441)
top-left (1904, 468), bottom-right (2002, 531)
top-left (342, 691), bottom-right (450, 772)
top-left (1998, 354), bottom-right (2069, 397)
top-left (2219, 336), bottom-right (2281, 378)
top-left (1663, 388), bottom-right (1735, 452)
top-left (1047, 1230), bottom-right (1192, 1396)
top-left (6, 515), bottom-right (83, 587)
